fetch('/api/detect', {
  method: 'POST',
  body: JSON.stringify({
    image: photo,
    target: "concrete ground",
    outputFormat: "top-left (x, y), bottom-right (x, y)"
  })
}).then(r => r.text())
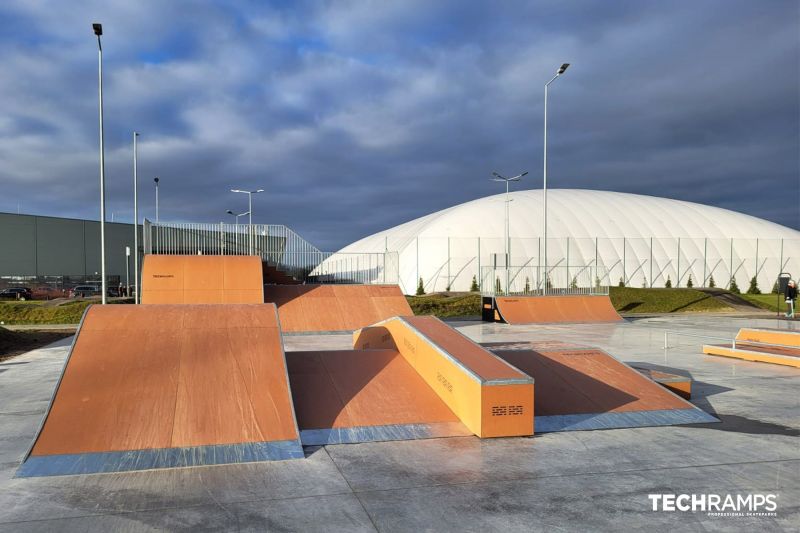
top-left (0, 315), bottom-right (797, 532)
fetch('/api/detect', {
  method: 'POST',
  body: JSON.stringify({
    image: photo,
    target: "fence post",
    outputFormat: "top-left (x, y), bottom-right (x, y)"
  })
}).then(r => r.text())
top-left (703, 237), bottom-right (707, 287)
top-left (477, 237), bottom-right (481, 291)
top-left (649, 237), bottom-right (653, 288)
top-left (677, 237), bottom-right (681, 288)
top-left (622, 237), bottom-right (626, 286)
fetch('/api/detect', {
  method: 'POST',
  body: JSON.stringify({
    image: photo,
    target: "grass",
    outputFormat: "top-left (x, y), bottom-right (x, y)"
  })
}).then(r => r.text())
top-left (0, 326), bottom-right (74, 360)
top-left (739, 293), bottom-right (791, 314)
top-left (407, 293), bottom-right (482, 317)
top-left (609, 287), bottom-right (732, 314)
top-left (0, 298), bottom-right (132, 325)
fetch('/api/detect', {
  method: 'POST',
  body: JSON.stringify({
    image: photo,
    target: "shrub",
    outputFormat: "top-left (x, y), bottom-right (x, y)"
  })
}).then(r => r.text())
top-left (746, 276), bottom-right (761, 295)
top-left (524, 277), bottom-right (531, 294)
top-left (495, 277), bottom-right (504, 296)
top-left (686, 275), bottom-right (693, 288)
top-left (470, 275), bottom-right (479, 292)
top-left (618, 277), bottom-right (625, 288)
top-left (665, 276), bottom-right (672, 288)
top-left (708, 275), bottom-right (715, 288)
top-left (729, 277), bottom-right (740, 294)
top-left (416, 277), bottom-right (425, 296)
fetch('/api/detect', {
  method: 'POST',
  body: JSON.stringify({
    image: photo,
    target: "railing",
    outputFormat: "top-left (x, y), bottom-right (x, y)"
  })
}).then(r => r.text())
top-left (481, 265), bottom-right (609, 297)
top-left (143, 220), bottom-right (399, 285)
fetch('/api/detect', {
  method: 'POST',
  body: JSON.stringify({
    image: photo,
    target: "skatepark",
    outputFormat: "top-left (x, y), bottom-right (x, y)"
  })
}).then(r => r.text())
top-left (1, 248), bottom-right (798, 530)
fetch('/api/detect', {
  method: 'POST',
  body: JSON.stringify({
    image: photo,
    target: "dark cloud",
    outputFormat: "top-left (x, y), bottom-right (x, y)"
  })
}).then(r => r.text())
top-left (0, 0), bottom-right (797, 250)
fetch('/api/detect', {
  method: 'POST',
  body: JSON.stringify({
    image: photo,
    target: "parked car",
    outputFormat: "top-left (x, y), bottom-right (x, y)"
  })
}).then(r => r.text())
top-left (70, 285), bottom-right (101, 298)
top-left (0, 287), bottom-right (33, 301)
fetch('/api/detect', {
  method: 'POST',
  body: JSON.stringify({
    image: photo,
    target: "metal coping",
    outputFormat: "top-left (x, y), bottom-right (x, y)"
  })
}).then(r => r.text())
top-left (535, 408), bottom-right (718, 433)
top-left (367, 316), bottom-right (534, 387)
top-left (300, 422), bottom-right (470, 446)
top-left (17, 440), bottom-right (305, 478)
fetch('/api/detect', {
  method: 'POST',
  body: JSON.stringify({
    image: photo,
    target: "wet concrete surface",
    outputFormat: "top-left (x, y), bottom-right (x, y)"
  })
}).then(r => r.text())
top-left (0, 315), bottom-right (798, 531)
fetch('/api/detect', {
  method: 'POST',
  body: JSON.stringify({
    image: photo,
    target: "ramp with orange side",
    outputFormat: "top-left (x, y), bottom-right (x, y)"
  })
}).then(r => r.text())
top-left (487, 341), bottom-right (715, 432)
top-left (265, 284), bottom-right (412, 333)
top-left (702, 327), bottom-right (800, 368)
top-left (492, 295), bottom-right (623, 325)
top-left (141, 254), bottom-right (264, 304)
top-left (353, 316), bottom-right (535, 438)
top-left (18, 304), bottom-right (303, 477)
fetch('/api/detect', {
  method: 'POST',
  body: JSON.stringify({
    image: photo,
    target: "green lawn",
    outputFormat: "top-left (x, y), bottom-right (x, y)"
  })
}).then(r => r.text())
top-left (0, 299), bottom-right (132, 325)
top-left (608, 287), bottom-right (732, 314)
top-left (739, 293), bottom-right (791, 314)
top-left (406, 293), bottom-right (482, 317)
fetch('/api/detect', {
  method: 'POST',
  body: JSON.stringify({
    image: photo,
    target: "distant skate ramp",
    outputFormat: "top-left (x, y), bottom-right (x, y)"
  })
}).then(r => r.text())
top-left (265, 284), bottom-right (412, 332)
top-left (494, 295), bottom-right (623, 325)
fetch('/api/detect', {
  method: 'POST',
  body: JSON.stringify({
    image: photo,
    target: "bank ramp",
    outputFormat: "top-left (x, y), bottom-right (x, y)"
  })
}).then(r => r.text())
top-left (492, 295), bottom-right (623, 325)
top-left (703, 327), bottom-right (800, 368)
top-left (18, 304), bottom-right (303, 477)
top-left (265, 284), bottom-right (412, 333)
top-left (485, 341), bottom-right (715, 432)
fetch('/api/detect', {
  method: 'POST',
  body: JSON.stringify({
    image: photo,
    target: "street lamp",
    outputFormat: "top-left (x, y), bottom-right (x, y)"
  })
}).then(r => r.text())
top-left (543, 62), bottom-right (569, 295)
top-left (93, 22), bottom-right (107, 305)
top-left (226, 209), bottom-right (250, 254)
top-left (491, 171), bottom-right (528, 294)
top-left (230, 189), bottom-right (264, 255)
top-left (133, 132), bottom-right (140, 303)
top-left (154, 177), bottom-right (160, 223)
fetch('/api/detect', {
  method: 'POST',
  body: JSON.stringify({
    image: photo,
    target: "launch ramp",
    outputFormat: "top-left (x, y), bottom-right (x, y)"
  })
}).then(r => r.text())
top-left (493, 295), bottom-right (623, 325)
top-left (18, 304), bottom-right (303, 477)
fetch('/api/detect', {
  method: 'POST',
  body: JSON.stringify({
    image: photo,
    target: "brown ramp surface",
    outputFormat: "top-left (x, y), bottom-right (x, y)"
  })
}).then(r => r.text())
top-left (490, 346), bottom-right (716, 432)
top-left (495, 295), bottom-right (623, 325)
top-left (265, 284), bottom-right (412, 332)
top-left (18, 304), bottom-right (303, 477)
top-left (287, 349), bottom-right (471, 444)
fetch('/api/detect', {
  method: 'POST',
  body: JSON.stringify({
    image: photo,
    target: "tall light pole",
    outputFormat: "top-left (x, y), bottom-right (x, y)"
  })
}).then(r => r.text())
top-left (93, 23), bottom-right (107, 305)
top-left (543, 62), bottom-right (569, 295)
top-left (133, 132), bottom-right (140, 303)
top-left (231, 189), bottom-right (264, 255)
top-left (491, 171), bottom-right (528, 294)
top-left (154, 177), bottom-right (160, 223)
top-left (226, 209), bottom-right (250, 254)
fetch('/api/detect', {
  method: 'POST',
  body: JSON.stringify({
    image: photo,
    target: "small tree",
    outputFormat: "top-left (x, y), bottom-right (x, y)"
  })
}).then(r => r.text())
top-left (495, 277), bottom-right (504, 296)
top-left (618, 277), bottom-right (625, 288)
top-left (642, 276), bottom-right (648, 288)
top-left (708, 275), bottom-right (716, 288)
top-left (595, 276), bottom-right (601, 290)
top-left (570, 276), bottom-right (578, 289)
top-left (686, 274), bottom-right (693, 288)
top-left (469, 275), bottom-right (479, 293)
top-left (665, 276), bottom-right (672, 288)
top-left (545, 275), bottom-right (553, 290)
top-left (524, 277), bottom-right (531, 294)
top-left (416, 277), bottom-right (425, 296)
top-left (729, 277), bottom-right (740, 294)
top-left (746, 276), bottom-right (761, 295)
top-left (445, 284), bottom-right (451, 292)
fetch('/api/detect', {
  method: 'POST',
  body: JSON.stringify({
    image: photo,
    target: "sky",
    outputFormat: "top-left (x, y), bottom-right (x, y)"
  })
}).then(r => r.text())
top-left (0, 0), bottom-right (798, 250)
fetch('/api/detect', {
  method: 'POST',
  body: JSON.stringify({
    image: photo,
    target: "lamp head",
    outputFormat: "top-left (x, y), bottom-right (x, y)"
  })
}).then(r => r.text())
top-left (227, 210), bottom-right (234, 215)
top-left (92, 23), bottom-right (103, 36)
top-left (154, 177), bottom-right (159, 184)
top-left (557, 63), bottom-right (570, 75)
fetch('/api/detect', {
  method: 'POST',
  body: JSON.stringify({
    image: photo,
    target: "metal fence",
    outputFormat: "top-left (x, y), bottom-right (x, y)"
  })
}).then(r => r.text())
top-left (143, 220), bottom-right (399, 285)
top-left (480, 265), bottom-right (609, 297)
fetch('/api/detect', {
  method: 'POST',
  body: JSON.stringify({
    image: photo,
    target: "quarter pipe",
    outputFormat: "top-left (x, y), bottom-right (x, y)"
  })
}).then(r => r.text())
top-left (493, 295), bottom-right (623, 325)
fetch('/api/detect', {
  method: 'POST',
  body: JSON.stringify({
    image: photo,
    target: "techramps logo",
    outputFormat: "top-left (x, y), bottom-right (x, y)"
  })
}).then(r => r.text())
top-left (648, 493), bottom-right (779, 518)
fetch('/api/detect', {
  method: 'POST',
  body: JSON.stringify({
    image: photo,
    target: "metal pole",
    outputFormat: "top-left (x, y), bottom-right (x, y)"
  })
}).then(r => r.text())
top-left (505, 180), bottom-right (510, 294)
top-left (155, 179), bottom-right (159, 223)
top-left (703, 238), bottom-right (707, 287)
top-left (96, 30), bottom-right (107, 305)
top-left (649, 237), bottom-right (653, 288)
top-left (677, 238), bottom-right (681, 288)
top-left (125, 247), bottom-right (130, 296)
top-left (133, 132), bottom-right (139, 303)
top-left (248, 192), bottom-right (253, 255)
top-left (543, 81), bottom-right (548, 295)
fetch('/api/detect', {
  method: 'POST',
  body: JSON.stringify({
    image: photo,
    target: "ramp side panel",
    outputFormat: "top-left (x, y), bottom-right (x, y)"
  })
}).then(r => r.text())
top-left (376, 317), bottom-right (534, 438)
top-left (702, 344), bottom-right (800, 368)
top-left (142, 255), bottom-right (263, 304)
top-left (495, 295), bottom-right (623, 324)
top-left (22, 304), bottom-right (302, 476)
top-left (735, 328), bottom-right (800, 348)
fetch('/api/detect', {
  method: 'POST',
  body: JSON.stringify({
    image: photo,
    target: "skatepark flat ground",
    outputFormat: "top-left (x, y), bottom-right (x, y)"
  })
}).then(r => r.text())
top-left (0, 315), bottom-right (797, 532)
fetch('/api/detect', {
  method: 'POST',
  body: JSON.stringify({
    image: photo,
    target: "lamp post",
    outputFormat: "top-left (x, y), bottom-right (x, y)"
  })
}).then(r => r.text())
top-left (490, 171), bottom-right (528, 294)
top-left (230, 189), bottom-right (264, 255)
top-left (154, 177), bottom-right (160, 223)
top-left (543, 62), bottom-right (569, 295)
top-left (133, 132), bottom-right (140, 303)
top-left (226, 209), bottom-right (250, 254)
top-left (93, 23), bottom-right (107, 305)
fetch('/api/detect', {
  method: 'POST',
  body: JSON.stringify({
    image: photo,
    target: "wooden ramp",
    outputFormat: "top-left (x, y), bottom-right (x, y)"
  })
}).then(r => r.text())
top-left (486, 342), bottom-right (715, 432)
top-left (493, 295), bottom-right (623, 325)
top-left (18, 304), bottom-right (303, 477)
top-left (703, 327), bottom-right (800, 368)
top-left (265, 284), bottom-right (412, 333)
top-left (141, 254), bottom-right (264, 304)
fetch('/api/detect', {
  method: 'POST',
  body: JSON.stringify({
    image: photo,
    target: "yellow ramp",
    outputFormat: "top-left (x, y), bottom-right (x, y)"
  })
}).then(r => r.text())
top-left (702, 344), bottom-right (800, 368)
top-left (735, 328), bottom-right (800, 348)
top-left (354, 316), bottom-right (534, 438)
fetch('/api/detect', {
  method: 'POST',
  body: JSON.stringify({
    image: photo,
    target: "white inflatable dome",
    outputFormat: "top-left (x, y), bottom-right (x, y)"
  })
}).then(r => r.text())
top-left (329, 189), bottom-right (800, 294)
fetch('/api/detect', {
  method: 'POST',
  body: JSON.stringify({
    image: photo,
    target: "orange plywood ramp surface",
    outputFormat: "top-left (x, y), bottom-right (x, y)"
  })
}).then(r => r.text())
top-left (265, 284), bottom-right (412, 332)
top-left (490, 345), bottom-right (715, 432)
top-left (287, 349), bottom-right (471, 444)
top-left (735, 328), bottom-right (800, 348)
top-left (354, 316), bottom-right (534, 438)
top-left (495, 295), bottom-right (623, 324)
top-left (18, 304), bottom-right (303, 477)
top-left (141, 254), bottom-right (264, 304)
